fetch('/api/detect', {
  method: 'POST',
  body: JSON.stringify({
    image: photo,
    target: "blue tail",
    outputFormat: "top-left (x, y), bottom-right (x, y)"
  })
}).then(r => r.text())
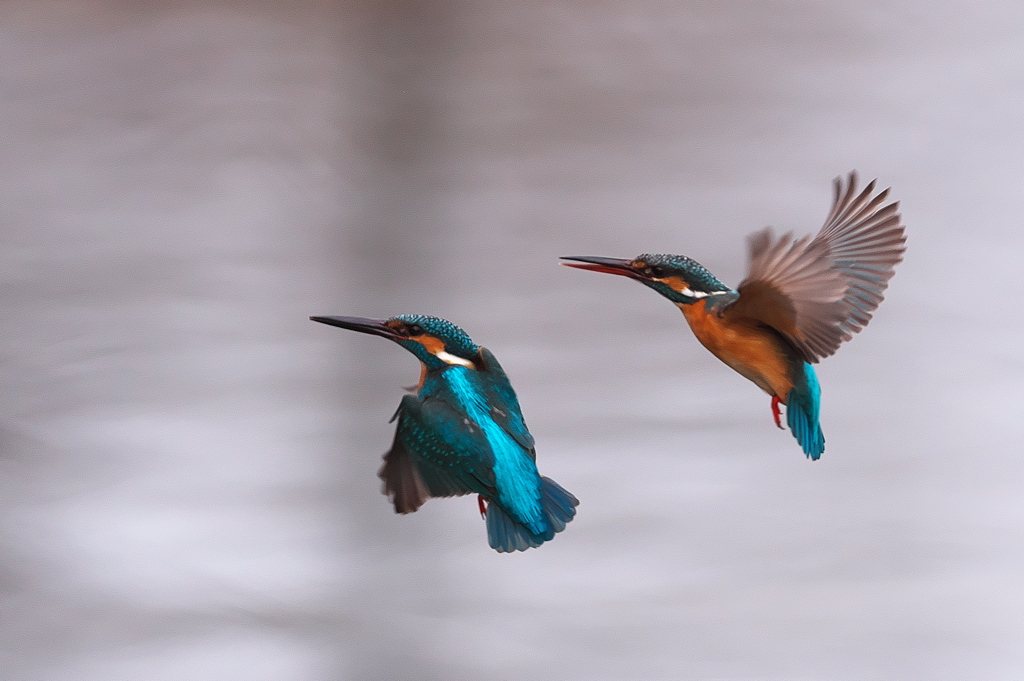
top-left (786, 363), bottom-right (825, 460)
top-left (485, 476), bottom-right (579, 553)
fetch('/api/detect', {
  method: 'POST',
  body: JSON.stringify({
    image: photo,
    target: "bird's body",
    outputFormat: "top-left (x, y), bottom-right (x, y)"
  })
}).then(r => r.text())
top-left (311, 313), bottom-right (577, 552)
top-left (563, 172), bottom-right (906, 459)
top-left (678, 297), bottom-right (797, 399)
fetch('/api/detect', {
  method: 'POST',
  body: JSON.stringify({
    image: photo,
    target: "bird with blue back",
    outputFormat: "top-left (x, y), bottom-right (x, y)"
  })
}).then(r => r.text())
top-left (311, 313), bottom-right (578, 552)
top-left (561, 172), bottom-right (907, 460)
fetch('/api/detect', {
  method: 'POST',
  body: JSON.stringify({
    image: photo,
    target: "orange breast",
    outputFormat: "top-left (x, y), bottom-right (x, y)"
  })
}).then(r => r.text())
top-left (679, 300), bottom-right (795, 399)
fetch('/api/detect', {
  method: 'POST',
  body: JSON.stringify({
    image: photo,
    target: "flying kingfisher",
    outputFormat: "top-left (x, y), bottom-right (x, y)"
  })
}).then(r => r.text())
top-left (311, 313), bottom-right (578, 552)
top-left (561, 172), bottom-right (906, 460)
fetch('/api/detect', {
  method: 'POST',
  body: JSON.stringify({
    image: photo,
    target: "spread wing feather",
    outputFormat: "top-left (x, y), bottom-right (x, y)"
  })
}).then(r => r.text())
top-left (379, 394), bottom-right (495, 513)
top-left (378, 415), bottom-right (431, 514)
top-left (732, 171), bottom-right (907, 362)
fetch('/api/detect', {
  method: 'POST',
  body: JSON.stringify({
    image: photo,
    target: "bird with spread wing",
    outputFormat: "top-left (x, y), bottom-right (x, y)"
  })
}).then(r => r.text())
top-left (562, 172), bottom-right (907, 459)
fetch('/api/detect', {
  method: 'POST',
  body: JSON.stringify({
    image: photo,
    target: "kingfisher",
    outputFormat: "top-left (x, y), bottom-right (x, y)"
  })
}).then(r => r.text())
top-left (311, 313), bottom-right (578, 552)
top-left (561, 172), bottom-right (906, 460)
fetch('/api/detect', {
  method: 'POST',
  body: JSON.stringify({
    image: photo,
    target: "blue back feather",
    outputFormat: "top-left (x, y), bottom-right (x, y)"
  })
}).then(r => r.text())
top-left (442, 367), bottom-right (546, 534)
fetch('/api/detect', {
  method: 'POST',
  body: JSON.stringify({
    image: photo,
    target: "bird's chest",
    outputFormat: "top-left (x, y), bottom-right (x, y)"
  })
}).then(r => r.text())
top-left (678, 301), bottom-right (795, 398)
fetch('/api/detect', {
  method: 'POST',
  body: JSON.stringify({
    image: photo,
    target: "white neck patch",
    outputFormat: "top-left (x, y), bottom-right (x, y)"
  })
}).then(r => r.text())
top-left (436, 350), bottom-right (476, 368)
top-left (680, 287), bottom-right (728, 299)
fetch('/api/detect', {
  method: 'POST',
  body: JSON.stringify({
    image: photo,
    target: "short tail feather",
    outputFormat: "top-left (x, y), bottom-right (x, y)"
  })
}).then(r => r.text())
top-left (485, 476), bottom-right (578, 553)
top-left (785, 363), bottom-right (825, 460)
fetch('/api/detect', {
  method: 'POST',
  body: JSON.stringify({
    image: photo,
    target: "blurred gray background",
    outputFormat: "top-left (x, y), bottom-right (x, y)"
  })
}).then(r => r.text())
top-left (0, 1), bottom-right (1021, 679)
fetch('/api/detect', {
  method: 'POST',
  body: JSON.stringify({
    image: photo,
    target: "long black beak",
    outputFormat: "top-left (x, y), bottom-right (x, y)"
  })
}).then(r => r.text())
top-left (309, 315), bottom-right (403, 340)
top-left (560, 255), bottom-right (640, 278)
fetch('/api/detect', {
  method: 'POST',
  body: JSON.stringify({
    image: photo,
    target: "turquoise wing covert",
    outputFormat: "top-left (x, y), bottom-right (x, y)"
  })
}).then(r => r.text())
top-left (379, 393), bottom-right (497, 513)
top-left (475, 347), bottom-right (536, 455)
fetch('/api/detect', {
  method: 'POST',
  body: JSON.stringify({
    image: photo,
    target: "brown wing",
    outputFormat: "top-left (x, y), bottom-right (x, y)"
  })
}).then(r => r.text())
top-left (731, 171), bottom-right (907, 362)
top-left (378, 428), bottom-right (430, 514)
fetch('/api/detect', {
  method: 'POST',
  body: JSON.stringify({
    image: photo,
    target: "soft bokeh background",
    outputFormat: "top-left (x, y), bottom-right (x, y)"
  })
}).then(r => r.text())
top-left (0, 1), bottom-right (1021, 679)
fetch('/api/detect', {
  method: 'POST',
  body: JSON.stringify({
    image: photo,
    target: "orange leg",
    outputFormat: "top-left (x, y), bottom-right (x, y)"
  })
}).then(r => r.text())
top-left (770, 395), bottom-right (784, 430)
top-left (477, 495), bottom-right (488, 518)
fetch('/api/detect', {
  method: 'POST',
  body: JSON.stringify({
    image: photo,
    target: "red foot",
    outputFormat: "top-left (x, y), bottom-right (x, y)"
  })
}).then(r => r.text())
top-left (477, 495), bottom-right (488, 518)
top-left (770, 395), bottom-right (785, 430)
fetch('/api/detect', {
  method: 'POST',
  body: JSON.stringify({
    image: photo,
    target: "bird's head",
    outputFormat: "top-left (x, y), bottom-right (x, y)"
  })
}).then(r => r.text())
top-left (310, 313), bottom-right (479, 370)
top-left (561, 253), bottom-right (734, 306)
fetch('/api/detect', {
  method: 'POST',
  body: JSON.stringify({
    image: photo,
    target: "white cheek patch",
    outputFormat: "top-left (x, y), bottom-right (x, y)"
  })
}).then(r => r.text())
top-left (436, 350), bottom-right (476, 368)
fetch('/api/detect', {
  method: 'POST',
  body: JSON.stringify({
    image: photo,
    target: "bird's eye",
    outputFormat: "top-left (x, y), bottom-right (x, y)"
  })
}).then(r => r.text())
top-left (650, 266), bottom-right (665, 278)
top-left (408, 324), bottom-right (423, 335)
